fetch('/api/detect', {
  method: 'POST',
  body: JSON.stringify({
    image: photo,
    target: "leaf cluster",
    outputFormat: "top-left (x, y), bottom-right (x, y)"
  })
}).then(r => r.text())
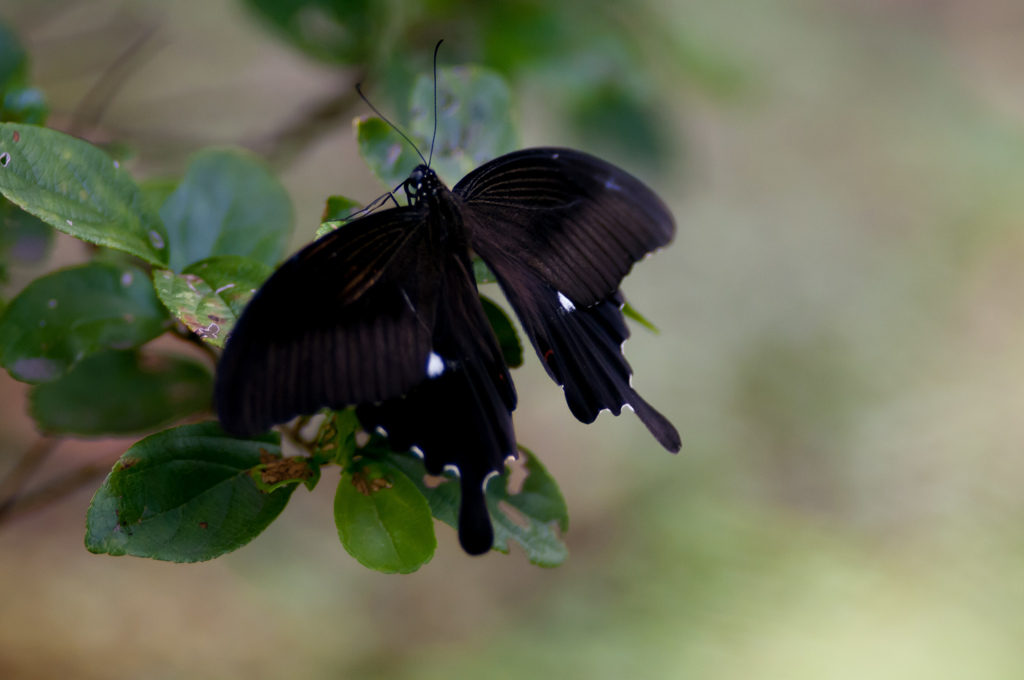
top-left (0, 45), bottom-right (575, 571)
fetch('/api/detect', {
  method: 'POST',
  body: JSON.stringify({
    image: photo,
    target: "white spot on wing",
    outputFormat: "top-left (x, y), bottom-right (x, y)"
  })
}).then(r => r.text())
top-left (557, 291), bottom-right (575, 312)
top-left (410, 445), bottom-right (425, 459)
top-left (426, 351), bottom-right (445, 378)
top-left (443, 464), bottom-right (461, 477)
top-left (605, 177), bottom-right (621, 191)
top-left (482, 470), bottom-right (502, 490)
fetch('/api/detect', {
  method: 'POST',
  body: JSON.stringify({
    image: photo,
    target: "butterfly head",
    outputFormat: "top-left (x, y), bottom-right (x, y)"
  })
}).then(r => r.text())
top-left (405, 165), bottom-right (445, 206)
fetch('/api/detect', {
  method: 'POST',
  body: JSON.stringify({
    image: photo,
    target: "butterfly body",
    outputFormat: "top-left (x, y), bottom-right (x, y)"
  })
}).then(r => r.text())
top-left (216, 147), bottom-right (679, 554)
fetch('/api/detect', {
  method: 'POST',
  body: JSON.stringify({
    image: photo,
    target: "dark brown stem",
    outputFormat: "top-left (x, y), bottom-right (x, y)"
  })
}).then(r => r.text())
top-left (0, 437), bottom-right (62, 522)
top-left (253, 76), bottom-right (367, 170)
top-left (0, 463), bottom-right (108, 526)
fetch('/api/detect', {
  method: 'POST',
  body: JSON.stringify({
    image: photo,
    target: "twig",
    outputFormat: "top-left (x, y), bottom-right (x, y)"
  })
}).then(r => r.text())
top-left (253, 79), bottom-right (367, 170)
top-left (0, 463), bottom-right (108, 526)
top-left (0, 437), bottom-right (61, 522)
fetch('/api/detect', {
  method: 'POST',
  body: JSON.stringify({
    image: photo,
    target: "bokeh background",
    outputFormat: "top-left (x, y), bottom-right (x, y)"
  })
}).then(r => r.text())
top-left (3, 0), bottom-right (1024, 677)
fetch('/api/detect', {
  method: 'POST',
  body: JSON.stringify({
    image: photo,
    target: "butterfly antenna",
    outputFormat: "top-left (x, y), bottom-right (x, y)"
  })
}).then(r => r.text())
top-left (428, 39), bottom-right (443, 167)
top-left (355, 83), bottom-right (427, 165)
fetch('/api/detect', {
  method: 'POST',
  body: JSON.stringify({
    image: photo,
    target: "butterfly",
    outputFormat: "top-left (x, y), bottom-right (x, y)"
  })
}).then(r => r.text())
top-left (215, 56), bottom-right (680, 556)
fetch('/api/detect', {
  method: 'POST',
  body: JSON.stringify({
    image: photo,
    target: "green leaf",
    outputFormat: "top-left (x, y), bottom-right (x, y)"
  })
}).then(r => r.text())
top-left (243, 0), bottom-right (379, 65)
top-left (29, 350), bottom-right (212, 436)
top-left (85, 422), bottom-right (293, 562)
top-left (251, 451), bottom-right (318, 493)
top-left (0, 21), bottom-right (28, 94)
top-left (2, 86), bottom-right (48, 125)
top-left (382, 444), bottom-right (569, 567)
top-left (472, 257), bottom-right (496, 284)
top-left (0, 262), bottom-right (169, 383)
top-left (316, 196), bottom-right (360, 239)
top-left (153, 256), bottom-right (272, 347)
top-left (140, 177), bottom-right (179, 216)
top-left (313, 408), bottom-right (359, 467)
top-left (357, 66), bottom-right (517, 190)
top-left (334, 459), bottom-right (436, 574)
top-left (0, 123), bottom-right (169, 265)
top-left (622, 301), bottom-right (660, 334)
top-left (479, 295), bottom-right (523, 368)
top-left (486, 445), bottom-right (569, 566)
top-left (159, 148), bottom-right (293, 272)
top-left (355, 116), bottom-right (424, 192)
top-left (321, 195), bottom-right (360, 222)
top-left (407, 66), bottom-right (518, 187)
top-left (570, 83), bottom-right (668, 168)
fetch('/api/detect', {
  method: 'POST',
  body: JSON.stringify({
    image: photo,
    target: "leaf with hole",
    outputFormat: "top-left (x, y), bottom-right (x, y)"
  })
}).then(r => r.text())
top-left (0, 123), bottom-right (168, 265)
top-left (153, 256), bottom-right (272, 347)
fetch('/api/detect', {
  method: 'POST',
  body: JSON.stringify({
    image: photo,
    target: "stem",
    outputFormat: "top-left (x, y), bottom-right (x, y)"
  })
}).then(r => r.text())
top-left (255, 77), bottom-right (366, 170)
top-left (0, 437), bottom-right (61, 522)
top-left (0, 463), bottom-right (108, 526)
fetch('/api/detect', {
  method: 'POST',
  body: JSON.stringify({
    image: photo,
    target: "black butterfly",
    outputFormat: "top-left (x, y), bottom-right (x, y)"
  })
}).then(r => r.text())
top-left (215, 82), bottom-right (680, 556)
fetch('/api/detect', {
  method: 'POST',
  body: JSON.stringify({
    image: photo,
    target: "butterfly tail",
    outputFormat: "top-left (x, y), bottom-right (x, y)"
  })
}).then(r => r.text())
top-left (459, 474), bottom-right (495, 555)
top-left (626, 391), bottom-right (681, 453)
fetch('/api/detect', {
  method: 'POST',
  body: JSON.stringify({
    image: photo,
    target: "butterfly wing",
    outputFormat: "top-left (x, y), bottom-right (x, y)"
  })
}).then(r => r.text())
top-left (454, 147), bottom-right (674, 306)
top-left (215, 207), bottom-right (440, 437)
top-left (357, 246), bottom-right (517, 555)
top-left (455, 147), bottom-right (681, 452)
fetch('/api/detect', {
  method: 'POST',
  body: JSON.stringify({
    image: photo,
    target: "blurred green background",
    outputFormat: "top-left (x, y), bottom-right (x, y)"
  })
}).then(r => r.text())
top-left (3, 0), bottom-right (1024, 677)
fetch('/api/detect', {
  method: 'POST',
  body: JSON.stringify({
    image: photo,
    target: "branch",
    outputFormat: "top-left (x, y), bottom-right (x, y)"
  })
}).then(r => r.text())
top-left (0, 463), bottom-right (108, 526)
top-left (252, 77), bottom-right (367, 170)
top-left (0, 437), bottom-right (61, 522)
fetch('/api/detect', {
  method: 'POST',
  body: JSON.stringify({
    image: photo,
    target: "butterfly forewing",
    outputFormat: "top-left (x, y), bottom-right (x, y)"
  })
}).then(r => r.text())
top-left (216, 207), bottom-right (440, 437)
top-left (455, 148), bottom-right (674, 307)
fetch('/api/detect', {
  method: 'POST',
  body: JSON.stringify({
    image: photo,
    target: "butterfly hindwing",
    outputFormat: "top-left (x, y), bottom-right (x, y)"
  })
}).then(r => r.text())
top-left (216, 207), bottom-right (440, 437)
top-left (357, 247), bottom-right (517, 554)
